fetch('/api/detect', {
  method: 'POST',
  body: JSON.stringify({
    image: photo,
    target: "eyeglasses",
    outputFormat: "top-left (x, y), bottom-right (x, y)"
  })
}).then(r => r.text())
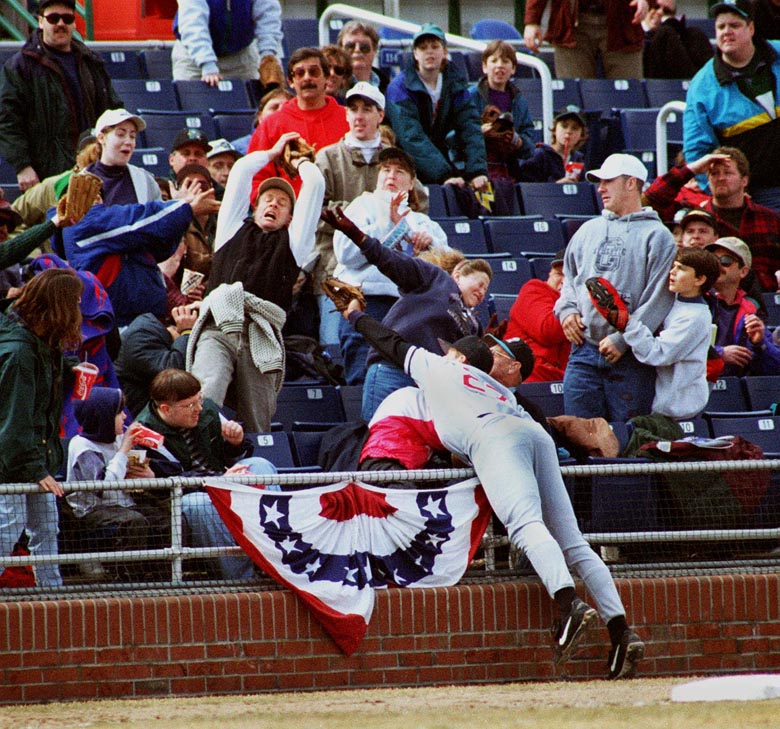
top-left (344, 41), bottom-right (372, 54)
top-left (171, 394), bottom-right (203, 411)
top-left (43, 12), bottom-right (75, 25)
top-left (717, 254), bottom-right (741, 267)
top-left (291, 65), bottom-right (323, 79)
top-left (329, 65), bottom-right (348, 76)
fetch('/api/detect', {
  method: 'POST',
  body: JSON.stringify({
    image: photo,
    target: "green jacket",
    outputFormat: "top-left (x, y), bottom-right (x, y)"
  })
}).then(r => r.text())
top-left (0, 307), bottom-right (64, 484)
top-left (0, 30), bottom-right (122, 179)
top-left (137, 397), bottom-right (248, 476)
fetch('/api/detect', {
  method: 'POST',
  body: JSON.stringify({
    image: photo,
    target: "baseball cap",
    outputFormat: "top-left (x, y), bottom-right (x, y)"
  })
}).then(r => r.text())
top-left (206, 138), bottom-right (241, 160)
top-left (175, 163), bottom-right (213, 189)
top-left (77, 128), bottom-right (96, 152)
top-left (483, 334), bottom-right (536, 381)
top-left (94, 108), bottom-right (146, 135)
top-left (171, 128), bottom-right (210, 154)
top-left (554, 105), bottom-right (586, 127)
top-left (438, 335), bottom-right (493, 374)
top-left (0, 198), bottom-right (22, 232)
top-left (378, 146), bottom-right (416, 176)
top-left (680, 208), bottom-right (718, 232)
top-left (256, 177), bottom-right (296, 211)
top-left (413, 23), bottom-right (447, 46)
top-left (711, 0), bottom-right (754, 20)
top-left (39, 0), bottom-right (75, 12)
top-left (345, 81), bottom-right (385, 111)
top-left (585, 153), bottom-right (648, 183)
top-left (706, 236), bottom-right (752, 268)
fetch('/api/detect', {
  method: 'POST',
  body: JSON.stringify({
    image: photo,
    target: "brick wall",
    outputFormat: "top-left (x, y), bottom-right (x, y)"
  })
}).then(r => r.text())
top-left (3, 574), bottom-right (780, 704)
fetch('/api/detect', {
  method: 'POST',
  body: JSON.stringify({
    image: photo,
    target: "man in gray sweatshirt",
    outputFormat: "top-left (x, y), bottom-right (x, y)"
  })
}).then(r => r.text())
top-left (554, 154), bottom-right (677, 422)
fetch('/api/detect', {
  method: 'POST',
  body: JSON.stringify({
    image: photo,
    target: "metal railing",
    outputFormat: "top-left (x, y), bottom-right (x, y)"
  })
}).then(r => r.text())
top-left (656, 100), bottom-right (687, 176)
top-left (318, 3), bottom-right (554, 145)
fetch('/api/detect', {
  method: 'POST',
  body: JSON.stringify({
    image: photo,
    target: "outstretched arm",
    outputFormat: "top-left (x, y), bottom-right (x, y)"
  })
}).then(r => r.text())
top-left (343, 300), bottom-right (412, 369)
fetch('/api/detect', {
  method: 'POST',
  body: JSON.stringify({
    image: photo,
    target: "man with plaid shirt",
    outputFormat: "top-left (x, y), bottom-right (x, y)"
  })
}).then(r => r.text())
top-left (644, 146), bottom-right (780, 291)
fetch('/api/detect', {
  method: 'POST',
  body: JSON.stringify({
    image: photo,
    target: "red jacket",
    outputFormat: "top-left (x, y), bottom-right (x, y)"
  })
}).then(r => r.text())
top-left (505, 279), bottom-right (570, 382)
top-left (247, 96), bottom-right (349, 203)
top-left (524, 0), bottom-right (644, 52)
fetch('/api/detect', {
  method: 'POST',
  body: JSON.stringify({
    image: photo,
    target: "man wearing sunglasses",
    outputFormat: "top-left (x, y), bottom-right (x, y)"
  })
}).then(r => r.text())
top-left (0, 0), bottom-right (121, 192)
top-left (337, 20), bottom-right (391, 95)
top-left (705, 237), bottom-right (780, 376)
top-left (247, 47), bottom-right (349, 203)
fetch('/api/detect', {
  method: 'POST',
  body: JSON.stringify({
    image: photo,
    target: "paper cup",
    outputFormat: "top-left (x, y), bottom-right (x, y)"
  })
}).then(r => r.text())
top-left (72, 362), bottom-right (99, 400)
top-left (180, 268), bottom-right (205, 296)
top-left (134, 425), bottom-right (165, 449)
top-left (127, 449), bottom-right (148, 466)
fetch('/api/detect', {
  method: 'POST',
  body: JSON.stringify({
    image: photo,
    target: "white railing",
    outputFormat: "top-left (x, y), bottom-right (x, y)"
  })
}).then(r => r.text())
top-left (318, 4), bottom-right (554, 145)
top-left (656, 100), bottom-right (686, 176)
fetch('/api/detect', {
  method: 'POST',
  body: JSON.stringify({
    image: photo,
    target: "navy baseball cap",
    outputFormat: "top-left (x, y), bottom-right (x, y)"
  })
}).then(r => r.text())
top-left (711, 0), bottom-right (754, 19)
top-left (171, 128), bottom-right (210, 153)
top-left (438, 335), bottom-right (493, 374)
top-left (483, 334), bottom-right (536, 381)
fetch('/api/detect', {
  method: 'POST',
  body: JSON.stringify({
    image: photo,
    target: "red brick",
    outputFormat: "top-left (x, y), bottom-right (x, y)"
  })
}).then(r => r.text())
top-left (134, 646), bottom-right (168, 662)
top-left (398, 651), bottom-right (433, 667)
top-left (134, 678), bottom-right (170, 696)
top-left (703, 638), bottom-right (737, 655)
top-left (207, 674), bottom-right (243, 693)
top-left (169, 644), bottom-right (206, 662)
top-left (152, 662), bottom-right (187, 678)
top-left (277, 671), bottom-right (315, 690)
top-left (60, 681), bottom-right (99, 700)
top-left (97, 681), bottom-right (134, 698)
top-left (243, 640), bottom-right (277, 658)
top-left (0, 685), bottom-right (23, 703)
top-left (243, 673), bottom-right (279, 691)
top-left (22, 649), bottom-right (59, 668)
top-left (170, 676), bottom-right (206, 694)
top-left (313, 670), bottom-right (351, 688)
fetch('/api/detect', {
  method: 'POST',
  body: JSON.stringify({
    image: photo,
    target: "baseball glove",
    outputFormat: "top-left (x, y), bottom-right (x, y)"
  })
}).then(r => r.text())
top-left (585, 277), bottom-right (629, 331)
top-left (57, 170), bottom-right (102, 224)
top-left (321, 278), bottom-right (366, 313)
top-left (280, 137), bottom-right (316, 178)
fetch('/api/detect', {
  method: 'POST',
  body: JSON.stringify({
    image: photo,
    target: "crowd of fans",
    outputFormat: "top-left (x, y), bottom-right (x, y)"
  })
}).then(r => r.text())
top-left (0, 0), bottom-right (778, 613)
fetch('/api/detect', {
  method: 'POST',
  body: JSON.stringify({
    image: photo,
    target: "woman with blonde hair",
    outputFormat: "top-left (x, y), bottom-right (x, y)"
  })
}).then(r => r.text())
top-left (0, 267), bottom-right (83, 586)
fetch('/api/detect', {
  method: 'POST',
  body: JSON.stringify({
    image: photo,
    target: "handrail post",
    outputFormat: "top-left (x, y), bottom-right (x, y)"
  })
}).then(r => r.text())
top-left (656, 100), bottom-right (686, 176)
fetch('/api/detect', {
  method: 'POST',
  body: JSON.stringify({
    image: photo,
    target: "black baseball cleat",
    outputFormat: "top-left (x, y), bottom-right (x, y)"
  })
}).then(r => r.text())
top-left (607, 630), bottom-right (645, 679)
top-left (552, 597), bottom-right (597, 668)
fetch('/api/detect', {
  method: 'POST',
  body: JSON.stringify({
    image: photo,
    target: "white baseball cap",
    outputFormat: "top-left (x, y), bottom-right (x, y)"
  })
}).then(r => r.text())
top-left (207, 138), bottom-right (241, 160)
top-left (586, 153), bottom-right (648, 183)
top-left (94, 108), bottom-right (146, 134)
top-left (345, 82), bottom-right (385, 111)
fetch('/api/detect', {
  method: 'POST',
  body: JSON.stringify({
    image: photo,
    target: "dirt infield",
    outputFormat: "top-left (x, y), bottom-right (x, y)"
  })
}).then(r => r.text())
top-left (5, 678), bottom-right (780, 728)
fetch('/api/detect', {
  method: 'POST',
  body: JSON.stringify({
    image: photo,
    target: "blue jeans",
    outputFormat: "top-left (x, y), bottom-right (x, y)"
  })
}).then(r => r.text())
top-left (317, 294), bottom-right (341, 346)
top-left (361, 361), bottom-right (416, 421)
top-left (182, 457), bottom-right (279, 581)
top-left (563, 341), bottom-right (655, 423)
top-left (338, 295), bottom-right (397, 385)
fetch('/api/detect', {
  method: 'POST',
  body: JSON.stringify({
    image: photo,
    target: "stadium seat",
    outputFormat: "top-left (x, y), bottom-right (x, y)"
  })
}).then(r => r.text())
top-left (426, 184), bottom-right (449, 218)
top-left (0, 184), bottom-right (20, 203)
top-left (590, 462), bottom-right (661, 532)
top-left (705, 377), bottom-right (749, 413)
top-left (559, 214), bottom-right (594, 243)
top-left (129, 147), bottom-right (170, 178)
top-left (517, 182), bottom-right (598, 217)
top-left (579, 78), bottom-right (647, 112)
top-left (436, 217), bottom-right (489, 256)
top-left (174, 79), bottom-right (253, 113)
top-left (470, 19), bottom-right (522, 40)
top-left (516, 380), bottom-right (565, 418)
top-left (289, 428), bottom-right (326, 470)
top-left (273, 385), bottom-right (345, 431)
top-left (490, 293), bottom-right (515, 323)
top-left (484, 216), bottom-right (564, 257)
top-left (743, 376), bottom-right (780, 411)
top-left (244, 431), bottom-right (295, 469)
top-left (337, 384), bottom-right (364, 423)
top-left (763, 292), bottom-right (780, 327)
top-left (281, 17), bottom-right (321, 57)
top-left (112, 79), bottom-right (179, 113)
top-left (513, 78), bottom-right (583, 122)
top-left (709, 415), bottom-right (780, 457)
top-left (139, 48), bottom-right (173, 80)
top-left (138, 111), bottom-right (218, 150)
top-left (489, 257), bottom-right (532, 296)
top-left (0, 157), bottom-right (17, 184)
top-left (212, 112), bottom-right (255, 142)
top-left (530, 256), bottom-right (554, 281)
top-left (643, 79), bottom-right (691, 107)
top-left (677, 417), bottom-right (711, 438)
top-left (99, 49), bottom-right (142, 79)
top-left (618, 107), bottom-right (683, 151)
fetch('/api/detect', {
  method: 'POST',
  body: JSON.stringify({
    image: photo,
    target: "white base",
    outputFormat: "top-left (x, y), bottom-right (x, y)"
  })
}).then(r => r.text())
top-left (671, 674), bottom-right (780, 703)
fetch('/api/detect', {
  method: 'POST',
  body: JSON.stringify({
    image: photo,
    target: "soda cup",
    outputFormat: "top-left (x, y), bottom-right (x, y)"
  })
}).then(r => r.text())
top-left (134, 425), bottom-right (165, 449)
top-left (72, 362), bottom-right (99, 400)
top-left (180, 268), bottom-right (205, 296)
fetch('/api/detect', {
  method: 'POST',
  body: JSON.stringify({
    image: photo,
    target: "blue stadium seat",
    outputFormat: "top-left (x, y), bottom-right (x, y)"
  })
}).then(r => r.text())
top-left (139, 48), bottom-right (173, 80)
top-left (281, 17), bottom-right (320, 57)
top-left (706, 377), bottom-right (749, 413)
top-left (643, 79), bottom-right (691, 107)
top-left (513, 78), bottom-right (583, 122)
top-left (0, 184), bottom-right (20, 203)
top-left (516, 380), bottom-right (565, 418)
top-left (464, 51), bottom-right (484, 82)
top-left (709, 415), bottom-right (780, 457)
top-left (138, 111), bottom-right (218, 150)
top-left (677, 417), bottom-right (711, 438)
top-left (426, 184), bottom-right (449, 218)
top-left (763, 292), bottom-right (780, 327)
top-left (113, 79), bottom-right (178, 113)
top-left (244, 431), bottom-right (296, 469)
top-left (99, 49), bottom-right (142, 79)
top-left (579, 78), bottom-right (647, 112)
top-left (484, 216), bottom-right (564, 257)
top-left (436, 217), bottom-right (489, 256)
top-left (470, 19), bottom-right (522, 40)
top-left (559, 214), bottom-right (595, 243)
top-left (625, 150), bottom-right (658, 182)
top-left (174, 79), bottom-right (253, 113)
top-left (337, 384), bottom-right (364, 423)
top-left (129, 147), bottom-right (170, 178)
top-left (530, 256), bottom-right (554, 281)
top-left (0, 157), bottom-right (17, 184)
top-left (489, 257), bottom-right (532, 296)
top-left (618, 107), bottom-right (683, 151)
top-left (743, 376), bottom-right (780, 411)
top-left (289, 428), bottom-right (326, 470)
top-left (590, 462), bottom-right (660, 531)
top-left (212, 112), bottom-right (255, 142)
top-left (490, 293), bottom-right (515, 323)
top-left (273, 385), bottom-right (345, 431)
top-left (517, 182), bottom-right (598, 217)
